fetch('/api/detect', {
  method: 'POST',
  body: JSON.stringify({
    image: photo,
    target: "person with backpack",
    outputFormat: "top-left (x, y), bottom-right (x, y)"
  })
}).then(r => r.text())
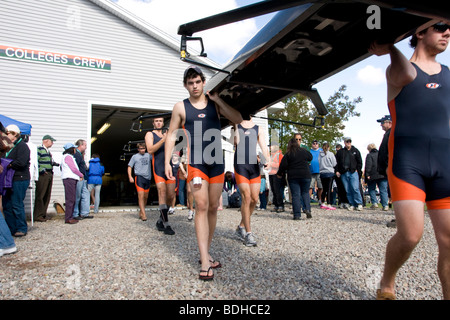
top-left (88, 154), bottom-right (105, 214)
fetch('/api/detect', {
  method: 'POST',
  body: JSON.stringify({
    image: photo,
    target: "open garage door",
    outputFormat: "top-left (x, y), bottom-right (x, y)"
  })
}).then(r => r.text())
top-left (91, 104), bottom-right (167, 207)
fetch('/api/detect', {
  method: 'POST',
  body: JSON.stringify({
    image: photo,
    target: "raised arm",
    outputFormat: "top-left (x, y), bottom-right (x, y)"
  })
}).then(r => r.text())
top-left (369, 41), bottom-right (416, 102)
top-left (207, 91), bottom-right (243, 124)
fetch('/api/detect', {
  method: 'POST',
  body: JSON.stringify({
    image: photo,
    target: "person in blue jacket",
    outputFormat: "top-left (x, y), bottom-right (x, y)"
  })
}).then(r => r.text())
top-left (87, 154), bottom-right (105, 214)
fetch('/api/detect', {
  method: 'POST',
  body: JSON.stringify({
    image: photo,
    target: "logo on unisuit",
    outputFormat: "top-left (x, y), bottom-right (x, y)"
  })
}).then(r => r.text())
top-left (172, 121), bottom-right (262, 165)
top-left (198, 113), bottom-right (206, 118)
top-left (426, 83), bottom-right (441, 89)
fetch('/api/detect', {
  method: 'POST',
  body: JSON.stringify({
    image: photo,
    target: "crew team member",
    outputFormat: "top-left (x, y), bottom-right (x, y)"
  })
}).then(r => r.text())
top-left (145, 117), bottom-right (175, 235)
top-left (233, 117), bottom-right (270, 247)
top-left (370, 21), bottom-right (450, 300)
top-left (164, 66), bottom-right (242, 281)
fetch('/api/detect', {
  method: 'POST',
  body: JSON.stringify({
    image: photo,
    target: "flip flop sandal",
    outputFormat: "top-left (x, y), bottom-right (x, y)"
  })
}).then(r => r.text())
top-left (199, 267), bottom-right (214, 281)
top-left (198, 259), bottom-right (222, 269)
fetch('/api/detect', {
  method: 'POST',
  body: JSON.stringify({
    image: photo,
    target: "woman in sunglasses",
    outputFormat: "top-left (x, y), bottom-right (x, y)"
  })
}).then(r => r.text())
top-left (370, 22), bottom-right (450, 300)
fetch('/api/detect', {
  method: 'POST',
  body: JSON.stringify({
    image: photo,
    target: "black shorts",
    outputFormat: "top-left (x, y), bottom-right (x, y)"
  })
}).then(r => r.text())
top-left (389, 136), bottom-right (450, 209)
top-left (135, 175), bottom-right (151, 192)
top-left (234, 163), bottom-right (261, 185)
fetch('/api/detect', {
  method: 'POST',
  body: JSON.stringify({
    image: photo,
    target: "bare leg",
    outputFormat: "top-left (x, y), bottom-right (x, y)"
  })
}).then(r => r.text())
top-left (137, 191), bottom-right (147, 220)
top-left (156, 182), bottom-right (167, 206)
top-left (187, 182), bottom-right (194, 211)
top-left (379, 200), bottom-right (424, 296)
top-left (429, 208), bottom-right (450, 299)
top-left (207, 183), bottom-right (222, 248)
top-left (156, 182), bottom-right (168, 222)
top-left (166, 182), bottom-right (176, 215)
top-left (238, 183), bottom-right (260, 234)
top-left (192, 180), bottom-right (222, 276)
top-left (317, 188), bottom-right (323, 203)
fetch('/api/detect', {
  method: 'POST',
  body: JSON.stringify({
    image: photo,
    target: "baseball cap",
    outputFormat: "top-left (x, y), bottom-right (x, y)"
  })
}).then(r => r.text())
top-left (6, 124), bottom-right (20, 134)
top-left (376, 115), bottom-right (391, 123)
top-left (42, 134), bottom-right (56, 141)
top-left (183, 65), bottom-right (204, 81)
top-left (63, 143), bottom-right (76, 150)
top-left (343, 137), bottom-right (352, 142)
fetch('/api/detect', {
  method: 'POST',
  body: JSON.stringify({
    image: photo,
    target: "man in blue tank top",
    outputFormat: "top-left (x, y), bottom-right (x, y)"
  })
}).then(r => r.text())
top-left (232, 117), bottom-right (270, 247)
top-left (370, 21), bottom-right (450, 300)
top-left (164, 66), bottom-right (243, 281)
top-left (145, 117), bottom-right (175, 235)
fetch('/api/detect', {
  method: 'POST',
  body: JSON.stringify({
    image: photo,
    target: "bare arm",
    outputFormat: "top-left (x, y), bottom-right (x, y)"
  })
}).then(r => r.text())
top-left (369, 41), bottom-right (416, 102)
top-left (257, 128), bottom-right (271, 169)
top-left (145, 131), bottom-right (166, 155)
top-left (127, 166), bottom-right (134, 183)
top-left (179, 162), bottom-right (187, 177)
top-left (164, 101), bottom-right (184, 180)
top-left (207, 91), bottom-right (243, 124)
top-left (232, 123), bottom-right (239, 146)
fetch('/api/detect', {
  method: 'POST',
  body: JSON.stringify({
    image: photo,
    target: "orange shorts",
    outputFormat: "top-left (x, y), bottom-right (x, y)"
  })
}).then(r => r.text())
top-left (187, 163), bottom-right (224, 184)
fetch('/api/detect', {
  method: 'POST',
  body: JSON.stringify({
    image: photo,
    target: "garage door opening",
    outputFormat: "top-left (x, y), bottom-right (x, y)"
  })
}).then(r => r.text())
top-left (90, 105), bottom-right (167, 207)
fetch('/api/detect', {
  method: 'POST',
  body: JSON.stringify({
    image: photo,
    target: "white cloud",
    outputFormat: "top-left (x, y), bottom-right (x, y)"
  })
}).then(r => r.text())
top-left (114, 0), bottom-right (259, 64)
top-left (356, 65), bottom-right (385, 86)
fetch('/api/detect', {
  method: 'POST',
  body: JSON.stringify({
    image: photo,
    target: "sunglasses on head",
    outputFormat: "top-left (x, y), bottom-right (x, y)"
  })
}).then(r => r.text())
top-left (433, 23), bottom-right (450, 33)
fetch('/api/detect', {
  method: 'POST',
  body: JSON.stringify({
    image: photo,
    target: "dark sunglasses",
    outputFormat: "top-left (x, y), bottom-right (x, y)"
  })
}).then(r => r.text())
top-left (433, 23), bottom-right (450, 33)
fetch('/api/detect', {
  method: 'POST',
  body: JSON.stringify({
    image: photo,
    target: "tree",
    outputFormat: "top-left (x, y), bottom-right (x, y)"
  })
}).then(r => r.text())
top-left (268, 85), bottom-right (361, 152)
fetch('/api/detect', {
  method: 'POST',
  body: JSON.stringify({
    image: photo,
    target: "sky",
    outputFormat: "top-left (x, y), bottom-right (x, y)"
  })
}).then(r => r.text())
top-left (110, 0), bottom-right (449, 161)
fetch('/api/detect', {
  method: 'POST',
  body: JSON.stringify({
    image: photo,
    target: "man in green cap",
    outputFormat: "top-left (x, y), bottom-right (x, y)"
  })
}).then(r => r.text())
top-left (33, 134), bottom-right (58, 222)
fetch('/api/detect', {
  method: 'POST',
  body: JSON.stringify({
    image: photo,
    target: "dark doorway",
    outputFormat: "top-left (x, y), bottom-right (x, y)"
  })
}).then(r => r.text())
top-left (90, 105), bottom-right (167, 206)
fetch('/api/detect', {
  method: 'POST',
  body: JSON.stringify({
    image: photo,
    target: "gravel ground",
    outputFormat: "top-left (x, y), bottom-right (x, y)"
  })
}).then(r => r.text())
top-left (0, 204), bottom-right (443, 300)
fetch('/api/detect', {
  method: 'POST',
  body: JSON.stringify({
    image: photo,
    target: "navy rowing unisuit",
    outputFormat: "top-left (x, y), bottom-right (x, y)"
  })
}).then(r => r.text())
top-left (234, 124), bottom-right (261, 185)
top-left (388, 63), bottom-right (450, 209)
top-left (182, 96), bottom-right (224, 184)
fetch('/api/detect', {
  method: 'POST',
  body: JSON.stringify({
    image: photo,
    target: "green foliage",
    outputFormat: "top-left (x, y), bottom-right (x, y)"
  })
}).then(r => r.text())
top-left (268, 85), bottom-right (361, 152)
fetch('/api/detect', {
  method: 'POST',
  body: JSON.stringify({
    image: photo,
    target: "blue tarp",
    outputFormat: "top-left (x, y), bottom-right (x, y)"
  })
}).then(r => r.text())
top-left (0, 114), bottom-right (32, 135)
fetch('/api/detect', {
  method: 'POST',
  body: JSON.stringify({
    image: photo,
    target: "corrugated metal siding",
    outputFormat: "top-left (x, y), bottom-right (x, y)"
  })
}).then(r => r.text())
top-left (0, 0), bottom-right (217, 216)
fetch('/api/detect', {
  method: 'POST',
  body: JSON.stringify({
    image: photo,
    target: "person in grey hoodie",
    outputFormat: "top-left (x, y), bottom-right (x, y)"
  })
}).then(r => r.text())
top-left (319, 142), bottom-right (337, 207)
